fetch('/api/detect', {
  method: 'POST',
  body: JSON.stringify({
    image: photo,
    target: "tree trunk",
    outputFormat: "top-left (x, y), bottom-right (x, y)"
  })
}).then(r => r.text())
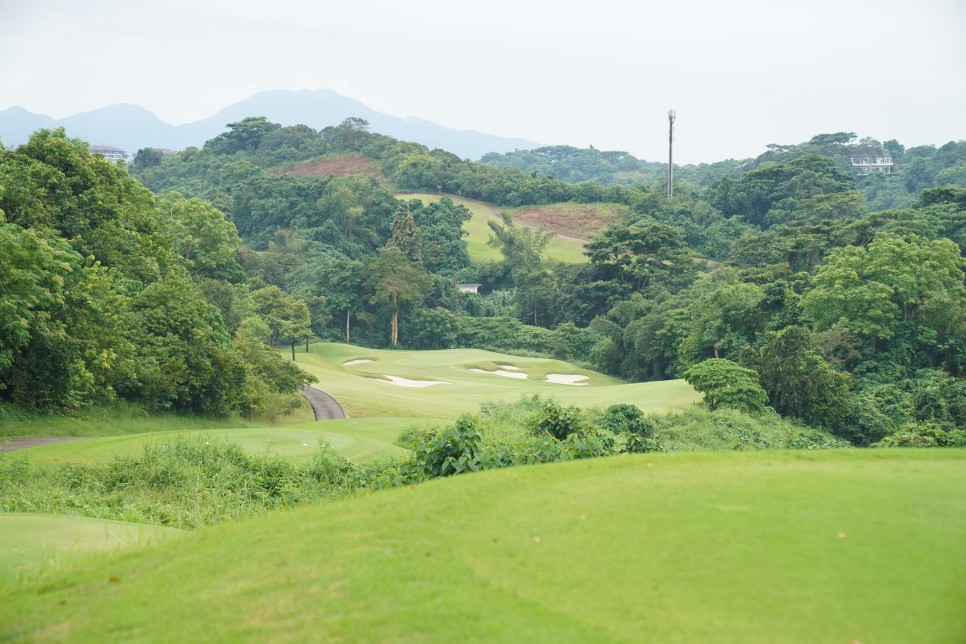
top-left (291, 341), bottom-right (296, 361)
top-left (345, 309), bottom-right (351, 343)
top-left (391, 292), bottom-right (398, 346)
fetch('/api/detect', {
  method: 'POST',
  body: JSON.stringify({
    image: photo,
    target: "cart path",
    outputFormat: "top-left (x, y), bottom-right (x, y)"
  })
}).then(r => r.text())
top-left (299, 387), bottom-right (346, 421)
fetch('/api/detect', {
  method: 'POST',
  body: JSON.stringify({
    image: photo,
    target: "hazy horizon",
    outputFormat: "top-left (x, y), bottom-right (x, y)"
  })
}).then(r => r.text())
top-left (1, 0), bottom-right (964, 164)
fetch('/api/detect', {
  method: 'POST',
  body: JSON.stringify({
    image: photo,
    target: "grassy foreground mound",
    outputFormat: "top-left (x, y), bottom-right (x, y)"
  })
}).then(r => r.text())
top-left (0, 514), bottom-right (182, 580)
top-left (3, 450), bottom-right (964, 641)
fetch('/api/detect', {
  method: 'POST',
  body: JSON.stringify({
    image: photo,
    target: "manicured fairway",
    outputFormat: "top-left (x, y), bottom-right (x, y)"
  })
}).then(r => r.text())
top-left (401, 193), bottom-right (588, 263)
top-left (296, 343), bottom-right (701, 419)
top-left (2, 449), bottom-right (963, 641)
top-left (0, 513), bottom-right (182, 580)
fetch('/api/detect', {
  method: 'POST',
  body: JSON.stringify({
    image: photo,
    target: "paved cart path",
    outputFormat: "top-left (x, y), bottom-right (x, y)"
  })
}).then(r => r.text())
top-left (299, 387), bottom-right (346, 421)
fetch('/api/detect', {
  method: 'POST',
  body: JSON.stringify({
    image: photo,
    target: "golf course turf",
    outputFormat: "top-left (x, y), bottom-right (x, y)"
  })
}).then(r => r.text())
top-left (3, 345), bottom-right (964, 641)
top-left (1, 449), bottom-right (963, 641)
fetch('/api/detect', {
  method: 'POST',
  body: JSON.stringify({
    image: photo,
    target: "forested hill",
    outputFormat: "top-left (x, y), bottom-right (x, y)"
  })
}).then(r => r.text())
top-left (480, 134), bottom-right (966, 213)
top-left (3, 118), bottom-right (965, 448)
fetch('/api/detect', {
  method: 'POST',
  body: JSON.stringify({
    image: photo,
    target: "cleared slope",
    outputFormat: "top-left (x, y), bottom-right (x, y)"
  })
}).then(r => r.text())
top-left (401, 193), bottom-right (588, 263)
top-left (2, 450), bottom-right (963, 641)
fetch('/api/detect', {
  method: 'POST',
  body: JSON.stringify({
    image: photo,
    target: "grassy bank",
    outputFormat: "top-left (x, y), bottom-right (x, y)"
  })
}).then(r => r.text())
top-left (3, 449), bottom-right (963, 641)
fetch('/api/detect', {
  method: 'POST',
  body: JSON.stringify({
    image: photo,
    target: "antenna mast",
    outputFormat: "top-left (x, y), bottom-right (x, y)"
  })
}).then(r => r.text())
top-left (667, 109), bottom-right (676, 200)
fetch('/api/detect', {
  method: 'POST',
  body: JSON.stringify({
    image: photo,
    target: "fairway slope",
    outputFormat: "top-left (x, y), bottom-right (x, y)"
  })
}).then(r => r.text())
top-left (3, 450), bottom-right (964, 641)
top-left (297, 343), bottom-right (701, 420)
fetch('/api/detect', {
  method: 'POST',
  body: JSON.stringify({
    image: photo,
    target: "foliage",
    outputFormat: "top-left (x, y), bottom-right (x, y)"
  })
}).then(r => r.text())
top-left (526, 399), bottom-right (586, 440)
top-left (600, 403), bottom-right (654, 437)
top-left (409, 415), bottom-right (485, 478)
top-left (0, 436), bottom-right (367, 529)
top-left (873, 422), bottom-right (966, 448)
top-left (0, 129), bottom-right (314, 415)
top-left (683, 359), bottom-right (770, 413)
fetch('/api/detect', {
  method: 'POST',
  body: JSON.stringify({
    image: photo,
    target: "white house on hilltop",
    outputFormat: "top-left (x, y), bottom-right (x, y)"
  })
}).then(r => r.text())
top-left (849, 155), bottom-right (895, 175)
top-left (88, 145), bottom-right (128, 163)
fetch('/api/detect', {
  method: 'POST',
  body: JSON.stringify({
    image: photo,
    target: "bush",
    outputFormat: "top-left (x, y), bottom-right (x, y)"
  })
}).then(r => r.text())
top-left (409, 415), bottom-right (484, 478)
top-left (600, 403), bottom-right (654, 437)
top-left (683, 359), bottom-right (770, 413)
top-left (874, 422), bottom-right (966, 448)
top-left (527, 399), bottom-right (585, 440)
top-left (397, 423), bottom-right (440, 449)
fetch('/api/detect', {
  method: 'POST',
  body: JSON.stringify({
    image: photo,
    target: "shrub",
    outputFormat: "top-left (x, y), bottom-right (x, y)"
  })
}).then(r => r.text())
top-left (601, 403), bottom-right (654, 437)
top-left (527, 399), bottom-right (585, 440)
top-left (397, 423), bottom-right (440, 449)
top-left (874, 422), bottom-right (966, 448)
top-left (683, 359), bottom-right (770, 413)
top-left (410, 415), bottom-right (484, 478)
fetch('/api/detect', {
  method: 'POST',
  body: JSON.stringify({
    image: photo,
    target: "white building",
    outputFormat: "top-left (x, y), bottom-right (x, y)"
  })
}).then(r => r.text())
top-left (849, 156), bottom-right (895, 175)
top-left (89, 145), bottom-right (128, 163)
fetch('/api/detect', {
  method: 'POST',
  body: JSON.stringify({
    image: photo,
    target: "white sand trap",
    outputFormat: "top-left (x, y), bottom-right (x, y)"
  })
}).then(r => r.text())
top-left (342, 359), bottom-right (373, 366)
top-left (376, 375), bottom-right (452, 388)
top-left (498, 364), bottom-right (522, 370)
top-left (470, 368), bottom-right (528, 380)
top-left (545, 374), bottom-right (589, 386)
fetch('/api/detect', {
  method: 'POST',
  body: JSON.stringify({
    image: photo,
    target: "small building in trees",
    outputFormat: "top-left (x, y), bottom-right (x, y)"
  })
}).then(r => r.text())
top-left (849, 155), bottom-right (895, 175)
top-left (457, 283), bottom-right (481, 294)
top-left (89, 145), bottom-right (128, 163)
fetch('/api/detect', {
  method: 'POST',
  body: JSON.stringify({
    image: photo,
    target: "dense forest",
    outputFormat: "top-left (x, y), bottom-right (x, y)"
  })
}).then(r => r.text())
top-left (2, 118), bottom-right (964, 447)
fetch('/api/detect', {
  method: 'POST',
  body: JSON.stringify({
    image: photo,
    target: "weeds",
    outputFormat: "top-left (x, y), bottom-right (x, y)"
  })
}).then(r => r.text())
top-left (0, 435), bottom-right (380, 529)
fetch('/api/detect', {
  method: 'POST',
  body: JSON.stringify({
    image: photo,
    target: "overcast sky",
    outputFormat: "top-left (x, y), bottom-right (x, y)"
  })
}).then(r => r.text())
top-left (1, 0), bottom-right (963, 163)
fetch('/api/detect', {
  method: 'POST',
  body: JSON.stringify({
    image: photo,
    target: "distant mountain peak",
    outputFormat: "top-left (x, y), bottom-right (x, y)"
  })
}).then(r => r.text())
top-left (0, 89), bottom-right (538, 159)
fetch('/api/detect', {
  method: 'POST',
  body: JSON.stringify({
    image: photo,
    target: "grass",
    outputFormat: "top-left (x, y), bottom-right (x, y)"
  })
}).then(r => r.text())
top-left (400, 193), bottom-right (589, 264)
top-left (0, 513), bottom-right (182, 580)
top-left (296, 343), bottom-right (700, 420)
top-left (2, 449), bottom-right (963, 641)
top-left (13, 418), bottom-right (409, 466)
top-left (0, 398), bottom-right (315, 439)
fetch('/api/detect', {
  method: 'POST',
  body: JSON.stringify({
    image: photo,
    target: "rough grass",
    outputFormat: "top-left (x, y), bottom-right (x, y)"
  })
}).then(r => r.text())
top-left (401, 193), bottom-right (589, 263)
top-left (2, 449), bottom-right (963, 641)
top-left (0, 397), bottom-right (314, 439)
top-left (14, 418), bottom-right (409, 466)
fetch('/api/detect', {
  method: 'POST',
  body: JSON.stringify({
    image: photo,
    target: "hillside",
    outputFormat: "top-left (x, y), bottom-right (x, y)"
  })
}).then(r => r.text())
top-left (285, 154), bottom-right (385, 181)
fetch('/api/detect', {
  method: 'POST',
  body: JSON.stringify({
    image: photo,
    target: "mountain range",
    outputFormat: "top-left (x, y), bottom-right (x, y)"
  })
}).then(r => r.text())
top-left (0, 89), bottom-right (539, 160)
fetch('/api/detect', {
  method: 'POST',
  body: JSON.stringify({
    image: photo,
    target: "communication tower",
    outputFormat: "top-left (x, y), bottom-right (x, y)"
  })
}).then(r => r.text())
top-left (667, 109), bottom-right (676, 200)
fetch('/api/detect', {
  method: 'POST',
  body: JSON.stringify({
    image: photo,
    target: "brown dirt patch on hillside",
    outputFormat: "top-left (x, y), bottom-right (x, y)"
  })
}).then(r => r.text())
top-left (286, 155), bottom-right (386, 182)
top-left (509, 204), bottom-right (627, 241)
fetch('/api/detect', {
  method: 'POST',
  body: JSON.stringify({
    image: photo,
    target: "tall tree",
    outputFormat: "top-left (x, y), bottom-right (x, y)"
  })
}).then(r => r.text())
top-left (367, 248), bottom-right (431, 346)
top-left (385, 201), bottom-right (422, 264)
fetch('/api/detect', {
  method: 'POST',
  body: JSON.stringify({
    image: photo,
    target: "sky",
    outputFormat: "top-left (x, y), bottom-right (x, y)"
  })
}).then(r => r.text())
top-left (1, 0), bottom-right (964, 164)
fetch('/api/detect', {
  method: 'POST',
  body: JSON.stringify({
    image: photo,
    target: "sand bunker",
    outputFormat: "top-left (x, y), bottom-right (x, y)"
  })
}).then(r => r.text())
top-left (545, 374), bottom-right (589, 386)
top-left (498, 364), bottom-right (522, 370)
top-left (342, 359), bottom-right (373, 366)
top-left (470, 368), bottom-right (528, 380)
top-left (375, 375), bottom-right (451, 388)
